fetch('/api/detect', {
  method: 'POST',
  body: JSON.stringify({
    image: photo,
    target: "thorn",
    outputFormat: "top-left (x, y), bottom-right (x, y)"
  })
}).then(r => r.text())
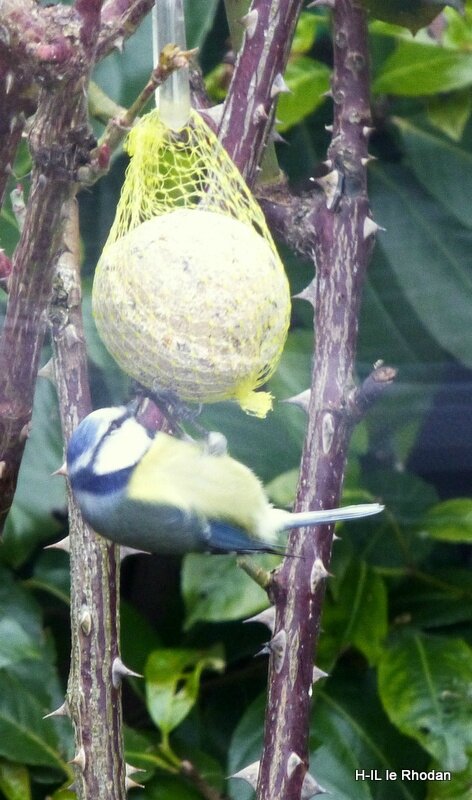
top-left (312, 665), bottom-right (329, 684)
top-left (363, 217), bottom-right (384, 240)
top-left (302, 770), bottom-right (327, 798)
top-left (253, 103), bottom-right (269, 124)
top-left (322, 88), bottom-right (333, 98)
top-left (240, 9), bottom-right (258, 38)
top-left (69, 746), bottom-right (86, 772)
top-left (45, 536), bottom-right (70, 553)
top-left (51, 462), bottom-right (68, 477)
top-left (229, 761), bottom-right (260, 788)
top-left (268, 629), bottom-right (287, 673)
top-left (201, 103), bottom-right (224, 126)
top-left (313, 169), bottom-right (343, 210)
top-left (112, 657), bottom-right (142, 689)
top-left (79, 606), bottom-right (92, 636)
top-left (293, 283), bottom-right (315, 307)
top-left (120, 546), bottom-right (152, 560)
top-left (114, 35), bottom-right (125, 53)
top-left (270, 129), bottom-right (288, 144)
top-left (126, 764), bottom-right (146, 777)
top-left (322, 411), bottom-right (335, 454)
top-left (324, 124), bottom-right (333, 133)
top-left (125, 777), bottom-right (144, 791)
top-left (310, 558), bottom-right (331, 592)
top-left (307, 0), bottom-right (334, 6)
top-left (282, 389), bottom-right (311, 414)
top-left (244, 607), bottom-right (276, 632)
top-left (362, 125), bottom-right (375, 138)
top-left (5, 71), bottom-right (14, 94)
top-left (0, 461), bottom-right (6, 479)
top-left (361, 155), bottom-right (377, 167)
top-left (322, 159), bottom-right (333, 169)
top-left (37, 359), bottom-right (56, 384)
top-left (287, 752), bottom-right (304, 777)
top-left (271, 72), bottom-right (291, 98)
top-left (43, 700), bottom-right (70, 719)
top-left (255, 643), bottom-right (271, 658)
top-left (19, 422), bottom-right (31, 442)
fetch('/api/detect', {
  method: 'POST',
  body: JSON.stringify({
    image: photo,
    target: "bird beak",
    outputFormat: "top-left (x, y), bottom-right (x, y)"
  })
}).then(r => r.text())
top-left (51, 462), bottom-right (68, 477)
top-left (126, 396), bottom-right (141, 417)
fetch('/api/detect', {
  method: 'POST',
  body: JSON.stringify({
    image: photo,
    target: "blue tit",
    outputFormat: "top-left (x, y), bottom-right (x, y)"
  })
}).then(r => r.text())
top-left (66, 406), bottom-right (383, 555)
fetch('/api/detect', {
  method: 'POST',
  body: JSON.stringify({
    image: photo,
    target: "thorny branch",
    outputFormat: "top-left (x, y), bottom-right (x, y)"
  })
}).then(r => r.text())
top-left (0, 0), bottom-right (154, 532)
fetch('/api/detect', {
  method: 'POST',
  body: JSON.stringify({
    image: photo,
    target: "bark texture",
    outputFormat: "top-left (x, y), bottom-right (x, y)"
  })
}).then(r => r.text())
top-left (255, 3), bottom-right (383, 798)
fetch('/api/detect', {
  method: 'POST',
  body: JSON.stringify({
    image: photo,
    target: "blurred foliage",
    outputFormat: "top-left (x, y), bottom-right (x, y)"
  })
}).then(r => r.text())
top-left (1, 1), bottom-right (472, 799)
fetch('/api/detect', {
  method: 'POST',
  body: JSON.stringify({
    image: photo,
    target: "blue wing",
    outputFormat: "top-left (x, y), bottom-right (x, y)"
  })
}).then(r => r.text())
top-left (206, 520), bottom-right (287, 555)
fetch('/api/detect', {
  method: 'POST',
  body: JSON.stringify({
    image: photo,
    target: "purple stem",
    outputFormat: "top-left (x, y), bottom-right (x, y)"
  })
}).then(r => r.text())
top-left (255, 2), bottom-right (383, 798)
top-left (219, 0), bottom-right (304, 183)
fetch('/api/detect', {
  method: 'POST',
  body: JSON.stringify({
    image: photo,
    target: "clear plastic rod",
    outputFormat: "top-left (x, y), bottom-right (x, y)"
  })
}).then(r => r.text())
top-left (152, 0), bottom-right (191, 131)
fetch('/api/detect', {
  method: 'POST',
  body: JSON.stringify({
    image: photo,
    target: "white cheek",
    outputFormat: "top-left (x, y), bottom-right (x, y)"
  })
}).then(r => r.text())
top-left (94, 420), bottom-right (151, 474)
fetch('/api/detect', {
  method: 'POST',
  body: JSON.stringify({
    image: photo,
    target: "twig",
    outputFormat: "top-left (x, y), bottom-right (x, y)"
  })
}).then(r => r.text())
top-left (219, 0), bottom-right (305, 184)
top-left (49, 199), bottom-right (127, 800)
top-left (180, 760), bottom-right (227, 800)
top-left (80, 45), bottom-right (197, 184)
top-left (97, 0), bottom-right (154, 60)
top-left (255, 2), bottom-right (391, 798)
top-left (0, 0), bottom-right (120, 533)
top-left (237, 557), bottom-right (272, 590)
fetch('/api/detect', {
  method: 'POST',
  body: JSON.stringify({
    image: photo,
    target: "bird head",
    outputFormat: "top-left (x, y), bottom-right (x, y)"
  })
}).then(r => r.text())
top-left (67, 406), bottom-right (153, 497)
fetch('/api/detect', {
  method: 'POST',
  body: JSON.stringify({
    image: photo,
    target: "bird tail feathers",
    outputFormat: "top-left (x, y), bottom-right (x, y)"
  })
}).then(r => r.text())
top-left (280, 502), bottom-right (384, 531)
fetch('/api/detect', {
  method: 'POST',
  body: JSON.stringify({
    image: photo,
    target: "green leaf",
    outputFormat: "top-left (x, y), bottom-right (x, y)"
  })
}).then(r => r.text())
top-left (378, 631), bottom-right (472, 771)
top-left (182, 554), bottom-right (278, 628)
top-left (394, 117), bottom-right (472, 228)
top-left (361, 0), bottom-right (463, 34)
top-left (136, 773), bottom-right (204, 799)
top-left (228, 672), bottom-right (428, 800)
top-left (145, 647), bottom-right (225, 737)
top-left (0, 672), bottom-right (68, 772)
top-left (227, 693), bottom-right (264, 800)
top-left (265, 468), bottom-right (299, 508)
top-left (0, 760), bottom-right (31, 800)
top-left (427, 758), bottom-right (472, 800)
top-left (443, 3), bottom-right (472, 49)
top-left (312, 674), bottom-right (427, 800)
top-left (121, 602), bottom-right (162, 676)
top-left (292, 11), bottom-right (320, 54)
top-left (2, 380), bottom-right (65, 567)
top-left (427, 90), bottom-right (472, 142)
top-left (419, 498), bottom-right (472, 542)
top-left (0, 565), bottom-right (43, 639)
top-left (320, 559), bottom-right (388, 667)
top-left (0, 619), bottom-right (41, 669)
top-left (370, 164), bottom-right (472, 370)
top-left (29, 551), bottom-right (71, 607)
top-left (184, 0), bottom-right (219, 49)
top-left (391, 569), bottom-right (472, 630)
top-left (123, 726), bottom-right (160, 780)
top-left (277, 57), bottom-right (330, 132)
top-left (374, 41), bottom-right (472, 96)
